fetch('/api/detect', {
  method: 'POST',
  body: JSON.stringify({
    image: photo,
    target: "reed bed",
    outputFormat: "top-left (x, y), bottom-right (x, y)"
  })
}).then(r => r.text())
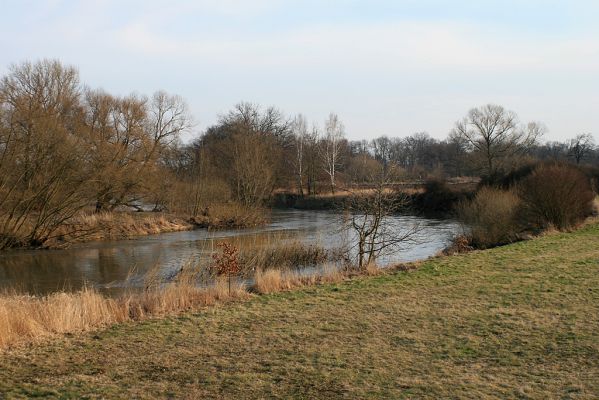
top-left (239, 240), bottom-right (331, 273)
top-left (48, 211), bottom-right (193, 247)
top-left (189, 203), bottom-right (268, 229)
top-left (0, 268), bottom-right (247, 349)
top-left (0, 237), bottom-right (348, 349)
top-left (0, 258), bottom-right (354, 349)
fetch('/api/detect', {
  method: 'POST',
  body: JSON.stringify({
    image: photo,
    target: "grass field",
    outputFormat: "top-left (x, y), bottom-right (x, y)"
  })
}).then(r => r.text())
top-left (1, 223), bottom-right (598, 399)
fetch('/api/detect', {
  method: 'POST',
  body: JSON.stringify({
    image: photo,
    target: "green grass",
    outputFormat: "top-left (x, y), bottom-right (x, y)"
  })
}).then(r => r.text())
top-left (1, 224), bottom-right (599, 399)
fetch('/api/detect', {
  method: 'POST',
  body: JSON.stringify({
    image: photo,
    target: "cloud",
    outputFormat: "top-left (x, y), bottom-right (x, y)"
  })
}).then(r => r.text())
top-left (112, 18), bottom-right (599, 75)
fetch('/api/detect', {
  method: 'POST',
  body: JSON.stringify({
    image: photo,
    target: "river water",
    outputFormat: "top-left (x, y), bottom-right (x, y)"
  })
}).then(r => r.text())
top-left (0, 209), bottom-right (461, 296)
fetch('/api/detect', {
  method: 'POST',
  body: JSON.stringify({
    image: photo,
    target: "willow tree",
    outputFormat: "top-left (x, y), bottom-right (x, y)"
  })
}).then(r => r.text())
top-left (0, 60), bottom-right (92, 248)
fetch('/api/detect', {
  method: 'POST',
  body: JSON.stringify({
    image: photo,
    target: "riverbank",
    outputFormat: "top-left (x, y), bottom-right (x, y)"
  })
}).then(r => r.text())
top-left (47, 212), bottom-right (194, 248)
top-left (1, 221), bottom-right (598, 398)
top-left (3, 203), bottom-right (270, 250)
top-left (272, 180), bottom-right (476, 215)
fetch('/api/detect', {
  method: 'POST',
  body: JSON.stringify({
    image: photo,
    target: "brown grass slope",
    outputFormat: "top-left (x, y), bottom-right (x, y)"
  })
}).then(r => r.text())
top-left (1, 223), bottom-right (598, 399)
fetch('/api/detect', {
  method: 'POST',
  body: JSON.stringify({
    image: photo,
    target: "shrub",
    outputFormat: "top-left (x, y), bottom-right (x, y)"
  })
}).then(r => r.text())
top-left (421, 179), bottom-right (459, 212)
top-left (518, 164), bottom-right (595, 230)
top-left (210, 242), bottom-right (241, 295)
top-left (411, 178), bottom-right (471, 214)
top-left (579, 165), bottom-right (599, 194)
top-left (478, 162), bottom-right (538, 190)
top-left (457, 187), bottom-right (520, 248)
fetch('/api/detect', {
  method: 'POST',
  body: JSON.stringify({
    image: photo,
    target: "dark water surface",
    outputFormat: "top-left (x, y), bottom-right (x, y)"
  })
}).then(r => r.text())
top-left (0, 210), bottom-right (461, 295)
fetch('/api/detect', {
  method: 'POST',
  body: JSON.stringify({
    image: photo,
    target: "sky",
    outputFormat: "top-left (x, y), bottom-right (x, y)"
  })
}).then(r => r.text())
top-left (1, 0), bottom-right (598, 143)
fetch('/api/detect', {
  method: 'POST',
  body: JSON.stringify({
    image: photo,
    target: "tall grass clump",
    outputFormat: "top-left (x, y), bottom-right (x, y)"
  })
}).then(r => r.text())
top-left (0, 288), bottom-right (127, 348)
top-left (457, 187), bottom-right (521, 248)
top-left (0, 262), bottom-right (248, 349)
top-left (253, 264), bottom-right (344, 294)
top-left (517, 164), bottom-right (595, 230)
top-left (240, 241), bottom-right (330, 272)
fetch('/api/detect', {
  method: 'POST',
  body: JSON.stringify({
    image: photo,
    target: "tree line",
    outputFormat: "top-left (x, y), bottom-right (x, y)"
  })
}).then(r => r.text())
top-left (0, 59), bottom-right (597, 248)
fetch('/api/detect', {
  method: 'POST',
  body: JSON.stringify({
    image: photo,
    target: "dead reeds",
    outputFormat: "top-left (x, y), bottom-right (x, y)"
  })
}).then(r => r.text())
top-left (0, 240), bottom-right (366, 349)
top-left (0, 265), bottom-right (247, 349)
top-left (46, 211), bottom-right (193, 248)
top-left (252, 264), bottom-right (345, 294)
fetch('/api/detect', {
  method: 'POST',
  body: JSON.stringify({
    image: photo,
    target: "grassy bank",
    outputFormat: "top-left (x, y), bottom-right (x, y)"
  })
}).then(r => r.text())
top-left (1, 223), bottom-right (598, 398)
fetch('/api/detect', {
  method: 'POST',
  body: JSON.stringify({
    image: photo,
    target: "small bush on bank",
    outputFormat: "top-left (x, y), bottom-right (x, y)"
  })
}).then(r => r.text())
top-left (457, 187), bottom-right (521, 248)
top-left (518, 164), bottom-right (595, 230)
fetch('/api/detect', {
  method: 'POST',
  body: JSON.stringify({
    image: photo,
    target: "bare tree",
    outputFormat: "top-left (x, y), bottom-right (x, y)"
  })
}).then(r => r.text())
top-left (0, 60), bottom-right (92, 248)
top-left (568, 133), bottom-right (595, 164)
top-left (452, 104), bottom-right (542, 174)
top-left (231, 132), bottom-right (276, 206)
top-left (343, 167), bottom-right (421, 270)
top-left (291, 114), bottom-right (308, 196)
top-left (220, 101), bottom-right (291, 141)
top-left (205, 102), bottom-right (288, 205)
top-left (304, 124), bottom-right (320, 195)
top-left (320, 113), bottom-right (345, 194)
top-left (371, 136), bottom-right (392, 172)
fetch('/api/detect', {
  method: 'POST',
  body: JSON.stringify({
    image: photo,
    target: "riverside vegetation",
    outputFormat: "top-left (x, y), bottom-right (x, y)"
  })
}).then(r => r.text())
top-left (1, 58), bottom-right (599, 397)
top-left (1, 59), bottom-right (598, 250)
top-left (0, 219), bottom-right (598, 398)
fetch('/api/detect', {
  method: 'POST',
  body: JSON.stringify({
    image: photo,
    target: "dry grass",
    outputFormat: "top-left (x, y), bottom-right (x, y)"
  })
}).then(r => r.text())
top-left (189, 203), bottom-right (268, 229)
top-left (0, 249), bottom-right (349, 349)
top-left (0, 289), bottom-right (126, 348)
top-left (253, 264), bottom-right (345, 294)
top-left (0, 271), bottom-right (247, 349)
top-left (48, 211), bottom-right (193, 247)
top-left (239, 240), bottom-right (331, 274)
top-left (1, 222), bottom-right (598, 398)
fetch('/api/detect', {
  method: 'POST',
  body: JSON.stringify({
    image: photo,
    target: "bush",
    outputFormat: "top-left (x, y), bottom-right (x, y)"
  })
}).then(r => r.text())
top-left (579, 165), bottom-right (599, 194)
top-left (478, 162), bottom-right (538, 190)
top-left (421, 179), bottom-right (459, 211)
top-left (518, 164), bottom-right (595, 230)
top-left (412, 178), bottom-right (470, 214)
top-left (457, 187), bottom-right (520, 248)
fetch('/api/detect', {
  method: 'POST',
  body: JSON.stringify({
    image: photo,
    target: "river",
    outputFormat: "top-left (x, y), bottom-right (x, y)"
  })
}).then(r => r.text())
top-left (0, 209), bottom-right (461, 296)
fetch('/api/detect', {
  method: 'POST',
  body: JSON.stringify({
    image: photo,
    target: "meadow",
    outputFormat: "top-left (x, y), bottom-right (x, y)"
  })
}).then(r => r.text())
top-left (0, 221), bottom-right (597, 398)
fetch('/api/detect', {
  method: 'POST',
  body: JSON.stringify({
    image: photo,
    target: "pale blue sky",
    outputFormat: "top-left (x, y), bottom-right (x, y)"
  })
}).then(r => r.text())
top-left (1, 0), bottom-right (598, 142)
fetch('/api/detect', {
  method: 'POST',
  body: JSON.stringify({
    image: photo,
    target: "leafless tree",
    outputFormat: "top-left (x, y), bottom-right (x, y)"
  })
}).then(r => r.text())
top-left (320, 113), bottom-right (345, 194)
top-left (304, 124), bottom-right (320, 195)
top-left (291, 114), bottom-right (308, 196)
top-left (231, 132), bottom-right (276, 206)
top-left (568, 133), bottom-right (595, 164)
top-left (371, 135), bottom-right (392, 172)
top-left (343, 167), bottom-right (421, 270)
top-left (0, 60), bottom-right (92, 248)
top-left (220, 101), bottom-right (291, 140)
top-left (452, 104), bottom-right (542, 174)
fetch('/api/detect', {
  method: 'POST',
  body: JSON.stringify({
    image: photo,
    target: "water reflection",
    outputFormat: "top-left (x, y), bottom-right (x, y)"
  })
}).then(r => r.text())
top-left (0, 210), bottom-right (460, 295)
